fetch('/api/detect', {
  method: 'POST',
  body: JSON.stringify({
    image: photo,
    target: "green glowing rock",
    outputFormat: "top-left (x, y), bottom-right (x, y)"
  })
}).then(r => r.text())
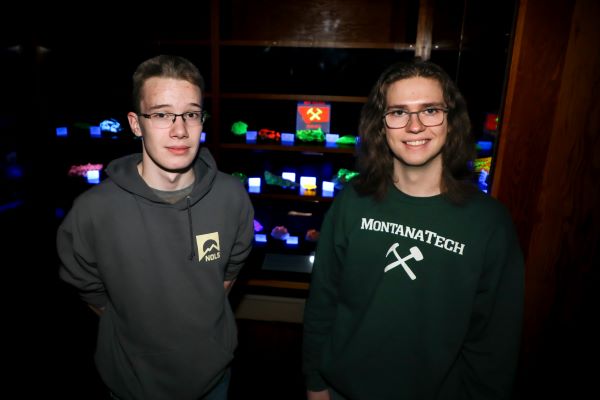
top-left (337, 168), bottom-right (359, 181)
top-left (336, 135), bottom-right (357, 145)
top-left (264, 171), bottom-right (298, 188)
top-left (332, 168), bottom-right (359, 189)
top-left (296, 128), bottom-right (325, 142)
top-left (231, 121), bottom-right (248, 135)
top-left (232, 172), bottom-right (248, 184)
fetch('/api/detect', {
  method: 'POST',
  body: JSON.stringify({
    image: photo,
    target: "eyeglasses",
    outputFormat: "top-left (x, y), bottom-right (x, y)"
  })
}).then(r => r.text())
top-left (139, 111), bottom-right (208, 129)
top-left (383, 107), bottom-right (448, 129)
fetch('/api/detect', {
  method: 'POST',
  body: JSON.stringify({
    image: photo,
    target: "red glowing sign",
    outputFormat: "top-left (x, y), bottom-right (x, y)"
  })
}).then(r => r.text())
top-left (296, 101), bottom-right (331, 133)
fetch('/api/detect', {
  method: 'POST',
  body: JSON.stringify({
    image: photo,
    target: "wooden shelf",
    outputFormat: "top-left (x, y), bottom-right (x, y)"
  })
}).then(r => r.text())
top-left (245, 279), bottom-right (310, 291)
top-left (249, 192), bottom-right (335, 203)
top-left (219, 142), bottom-right (357, 154)
top-left (220, 92), bottom-right (367, 103)
top-left (156, 39), bottom-right (211, 46)
top-left (219, 39), bottom-right (416, 50)
top-left (219, 40), bottom-right (458, 52)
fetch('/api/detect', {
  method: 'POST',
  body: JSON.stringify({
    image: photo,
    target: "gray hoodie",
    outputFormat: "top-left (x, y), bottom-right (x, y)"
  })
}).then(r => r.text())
top-left (57, 148), bottom-right (254, 399)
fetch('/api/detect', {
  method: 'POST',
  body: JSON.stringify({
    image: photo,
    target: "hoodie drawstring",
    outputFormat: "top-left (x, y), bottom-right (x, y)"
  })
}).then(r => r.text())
top-left (186, 196), bottom-right (196, 260)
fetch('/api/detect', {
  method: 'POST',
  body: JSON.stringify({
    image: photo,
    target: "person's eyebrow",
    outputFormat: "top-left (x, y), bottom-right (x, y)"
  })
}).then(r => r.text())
top-left (145, 102), bottom-right (203, 112)
top-left (386, 101), bottom-right (446, 109)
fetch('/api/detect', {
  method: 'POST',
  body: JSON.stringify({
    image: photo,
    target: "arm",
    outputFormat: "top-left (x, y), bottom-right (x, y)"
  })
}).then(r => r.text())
top-left (223, 279), bottom-right (235, 294)
top-left (88, 304), bottom-right (105, 316)
top-left (224, 189), bottom-right (255, 282)
top-left (460, 212), bottom-right (525, 399)
top-left (303, 202), bottom-right (345, 392)
top-left (57, 200), bottom-right (108, 309)
top-left (307, 389), bottom-right (331, 400)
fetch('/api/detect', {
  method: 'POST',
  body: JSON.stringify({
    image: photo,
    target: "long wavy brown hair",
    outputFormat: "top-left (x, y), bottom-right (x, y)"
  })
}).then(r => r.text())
top-left (354, 59), bottom-right (477, 204)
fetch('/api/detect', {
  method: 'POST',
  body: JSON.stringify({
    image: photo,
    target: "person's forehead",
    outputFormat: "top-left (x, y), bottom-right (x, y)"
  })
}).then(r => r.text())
top-left (142, 77), bottom-right (200, 92)
top-left (386, 77), bottom-right (444, 103)
top-left (140, 78), bottom-right (202, 105)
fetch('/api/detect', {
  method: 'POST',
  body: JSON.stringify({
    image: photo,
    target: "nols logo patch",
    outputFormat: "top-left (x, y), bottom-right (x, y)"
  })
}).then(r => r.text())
top-left (196, 232), bottom-right (221, 262)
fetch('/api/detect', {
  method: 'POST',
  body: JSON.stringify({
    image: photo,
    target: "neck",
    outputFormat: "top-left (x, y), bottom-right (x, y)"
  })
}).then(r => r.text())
top-left (137, 162), bottom-right (195, 191)
top-left (393, 161), bottom-right (442, 197)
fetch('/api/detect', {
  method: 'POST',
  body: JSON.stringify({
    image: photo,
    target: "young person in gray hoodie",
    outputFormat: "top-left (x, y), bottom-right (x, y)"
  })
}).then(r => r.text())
top-left (57, 55), bottom-right (254, 400)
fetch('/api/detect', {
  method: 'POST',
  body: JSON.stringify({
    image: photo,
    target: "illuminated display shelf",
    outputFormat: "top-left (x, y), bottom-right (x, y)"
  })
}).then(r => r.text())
top-left (249, 192), bottom-right (335, 203)
top-left (151, 0), bottom-right (515, 293)
top-left (210, 0), bottom-right (447, 290)
top-left (37, 0), bottom-right (514, 297)
top-left (219, 93), bottom-right (367, 103)
top-left (219, 142), bottom-right (356, 154)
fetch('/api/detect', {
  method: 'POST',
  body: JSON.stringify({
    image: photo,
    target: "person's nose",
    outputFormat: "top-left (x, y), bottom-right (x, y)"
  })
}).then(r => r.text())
top-left (170, 115), bottom-right (189, 138)
top-left (405, 113), bottom-right (425, 134)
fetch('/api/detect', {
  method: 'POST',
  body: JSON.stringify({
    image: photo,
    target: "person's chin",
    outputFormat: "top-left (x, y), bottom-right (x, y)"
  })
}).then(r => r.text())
top-left (163, 158), bottom-right (195, 173)
top-left (399, 154), bottom-right (438, 168)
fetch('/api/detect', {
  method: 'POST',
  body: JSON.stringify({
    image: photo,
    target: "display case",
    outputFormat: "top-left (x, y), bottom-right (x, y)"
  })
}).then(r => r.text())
top-left (208, 0), bottom-right (421, 295)
top-left (41, 0), bottom-right (517, 298)
top-left (157, 0), bottom-right (514, 296)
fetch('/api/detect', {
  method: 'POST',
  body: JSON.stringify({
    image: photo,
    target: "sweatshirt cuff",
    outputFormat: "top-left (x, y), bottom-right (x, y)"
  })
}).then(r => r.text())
top-left (79, 292), bottom-right (108, 308)
top-left (225, 262), bottom-right (244, 280)
top-left (306, 371), bottom-right (328, 391)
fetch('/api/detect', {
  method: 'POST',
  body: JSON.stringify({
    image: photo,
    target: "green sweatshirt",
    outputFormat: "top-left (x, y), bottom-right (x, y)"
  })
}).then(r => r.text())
top-left (303, 185), bottom-right (524, 399)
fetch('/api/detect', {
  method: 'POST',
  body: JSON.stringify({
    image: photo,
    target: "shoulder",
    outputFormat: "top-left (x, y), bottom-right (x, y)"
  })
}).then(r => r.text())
top-left (210, 171), bottom-right (253, 209)
top-left (71, 178), bottom-right (119, 208)
top-left (335, 184), bottom-right (367, 203)
top-left (214, 171), bottom-right (248, 192)
top-left (458, 193), bottom-right (519, 243)
top-left (465, 192), bottom-right (513, 220)
top-left (326, 185), bottom-right (376, 221)
top-left (337, 184), bottom-right (379, 207)
top-left (60, 179), bottom-right (121, 228)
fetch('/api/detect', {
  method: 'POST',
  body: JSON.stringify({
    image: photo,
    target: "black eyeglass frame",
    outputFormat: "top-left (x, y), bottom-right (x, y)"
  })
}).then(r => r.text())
top-left (382, 107), bottom-right (449, 129)
top-left (139, 111), bottom-right (209, 126)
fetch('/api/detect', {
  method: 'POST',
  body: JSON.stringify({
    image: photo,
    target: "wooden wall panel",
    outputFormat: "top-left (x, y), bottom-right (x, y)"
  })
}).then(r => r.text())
top-left (493, 0), bottom-right (574, 253)
top-left (494, 0), bottom-right (600, 395)
top-left (224, 0), bottom-right (400, 42)
top-left (493, 0), bottom-right (573, 356)
top-left (530, 0), bottom-right (600, 332)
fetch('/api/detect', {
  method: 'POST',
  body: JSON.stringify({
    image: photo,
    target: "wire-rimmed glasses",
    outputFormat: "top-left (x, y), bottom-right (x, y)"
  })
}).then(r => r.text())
top-left (383, 107), bottom-right (448, 129)
top-left (139, 111), bottom-right (208, 129)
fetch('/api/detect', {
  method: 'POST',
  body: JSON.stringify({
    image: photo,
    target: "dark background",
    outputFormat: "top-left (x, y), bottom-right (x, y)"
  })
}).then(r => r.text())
top-left (0, 0), bottom-right (518, 397)
top-left (2, 0), bottom-right (598, 399)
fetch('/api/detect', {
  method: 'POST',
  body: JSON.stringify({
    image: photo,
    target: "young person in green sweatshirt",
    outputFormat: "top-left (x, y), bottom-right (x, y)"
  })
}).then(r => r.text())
top-left (303, 59), bottom-right (524, 400)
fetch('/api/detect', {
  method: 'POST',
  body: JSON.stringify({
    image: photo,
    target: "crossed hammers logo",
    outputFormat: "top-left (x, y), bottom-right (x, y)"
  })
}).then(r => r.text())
top-left (306, 107), bottom-right (323, 121)
top-left (384, 243), bottom-right (424, 280)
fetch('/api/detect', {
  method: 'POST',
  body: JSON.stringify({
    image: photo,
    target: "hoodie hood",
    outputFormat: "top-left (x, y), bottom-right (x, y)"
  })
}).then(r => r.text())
top-left (105, 147), bottom-right (218, 210)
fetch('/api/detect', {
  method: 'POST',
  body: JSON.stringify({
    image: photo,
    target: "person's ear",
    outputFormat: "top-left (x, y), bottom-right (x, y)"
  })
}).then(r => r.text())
top-left (128, 112), bottom-right (142, 137)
